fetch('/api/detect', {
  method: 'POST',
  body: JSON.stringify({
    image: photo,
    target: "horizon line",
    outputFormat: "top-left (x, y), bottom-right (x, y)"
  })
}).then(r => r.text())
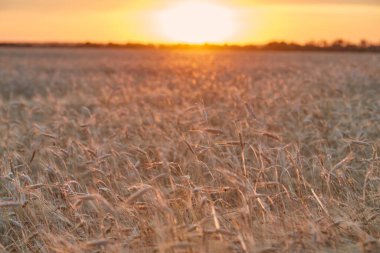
top-left (1, 38), bottom-right (380, 47)
top-left (1, 40), bottom-right (380, 53)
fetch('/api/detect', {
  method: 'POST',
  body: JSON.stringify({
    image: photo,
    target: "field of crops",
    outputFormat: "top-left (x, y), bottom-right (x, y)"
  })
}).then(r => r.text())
top-left (0, 48), bottom-right (379, 252)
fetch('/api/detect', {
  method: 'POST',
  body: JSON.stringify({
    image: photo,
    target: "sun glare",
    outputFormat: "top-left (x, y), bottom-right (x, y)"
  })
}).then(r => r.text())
top-left (157, 2), bottom-right (237, 44)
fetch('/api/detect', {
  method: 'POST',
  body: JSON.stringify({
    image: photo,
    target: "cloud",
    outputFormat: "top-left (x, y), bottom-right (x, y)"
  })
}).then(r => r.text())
top-left (1, 0), bottom-right (378, 12)
top-left (0, 0), bottom-right (128, 11)
top-left (251, 0), bottom-right (378, 4)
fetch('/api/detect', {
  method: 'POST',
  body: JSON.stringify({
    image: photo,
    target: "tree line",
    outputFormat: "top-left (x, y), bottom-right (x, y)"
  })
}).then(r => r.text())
top-left (1, 40), bottom-right (380, 52)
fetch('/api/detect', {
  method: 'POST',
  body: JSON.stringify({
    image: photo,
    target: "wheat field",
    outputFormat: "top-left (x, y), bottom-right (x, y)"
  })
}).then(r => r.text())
top-left (0, 48), bottom-right (380, 252)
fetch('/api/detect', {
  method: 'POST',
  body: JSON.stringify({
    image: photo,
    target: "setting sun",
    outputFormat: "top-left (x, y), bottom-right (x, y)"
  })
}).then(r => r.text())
top-left (156, 2), bottom-right (237, 44)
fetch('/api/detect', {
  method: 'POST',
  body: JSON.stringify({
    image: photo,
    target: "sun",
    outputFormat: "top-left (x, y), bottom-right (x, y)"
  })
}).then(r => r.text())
top-left (157, 2), bottom-right (237, 44)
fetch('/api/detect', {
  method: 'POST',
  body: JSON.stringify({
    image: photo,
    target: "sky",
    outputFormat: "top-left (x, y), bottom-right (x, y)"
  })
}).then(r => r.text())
top-left (1, 0), bottom-right (379, 44)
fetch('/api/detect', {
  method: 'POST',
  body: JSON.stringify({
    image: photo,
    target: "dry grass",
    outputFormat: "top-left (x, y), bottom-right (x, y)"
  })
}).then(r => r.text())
top-left (0, 48), bottom-right (380, 252)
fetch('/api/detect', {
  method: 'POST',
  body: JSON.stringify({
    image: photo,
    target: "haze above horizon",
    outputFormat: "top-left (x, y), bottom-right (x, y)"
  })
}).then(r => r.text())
top-left (1, 0), bottom-right (379, 44)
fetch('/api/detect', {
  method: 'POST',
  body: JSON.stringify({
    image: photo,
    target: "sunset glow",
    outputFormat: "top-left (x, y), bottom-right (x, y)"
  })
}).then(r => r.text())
top-left (157, 2), bottom-right (237, 44)
top-left (1, 1), bottom-right (380, 44)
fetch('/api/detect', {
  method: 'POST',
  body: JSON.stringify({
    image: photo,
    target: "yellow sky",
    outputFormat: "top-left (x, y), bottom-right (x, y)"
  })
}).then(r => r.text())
top-left (1, 0), bottom-right (379, 44)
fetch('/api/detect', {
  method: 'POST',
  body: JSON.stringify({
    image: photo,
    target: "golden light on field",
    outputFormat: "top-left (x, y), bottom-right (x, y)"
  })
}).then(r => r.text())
top-left (156, 2), bottom-right (237, 44)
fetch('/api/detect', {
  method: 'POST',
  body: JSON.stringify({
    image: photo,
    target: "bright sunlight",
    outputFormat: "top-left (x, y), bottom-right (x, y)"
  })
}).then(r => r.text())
top-left (157, 2), bottom-right (237, 44)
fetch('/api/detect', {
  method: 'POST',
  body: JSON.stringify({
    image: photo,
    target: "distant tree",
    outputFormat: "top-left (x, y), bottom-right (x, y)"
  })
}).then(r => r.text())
top-left (360, 39), bottom-right (368, 48)
top-left (319, 40), bottom-right (328, 48)
top-left (331, 39), bottom-right (346, 50)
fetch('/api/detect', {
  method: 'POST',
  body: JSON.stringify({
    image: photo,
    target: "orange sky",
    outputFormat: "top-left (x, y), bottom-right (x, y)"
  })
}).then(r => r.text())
top-left (1, 0), bottom-right (379, 44)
